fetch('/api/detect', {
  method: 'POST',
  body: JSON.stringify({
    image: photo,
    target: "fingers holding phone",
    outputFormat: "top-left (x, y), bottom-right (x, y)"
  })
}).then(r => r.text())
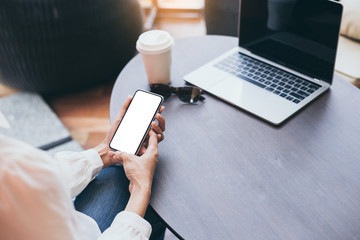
top-left (153, 109), bottom-right (165, 142)
top-left (109, 90), bottom-right (164, 155)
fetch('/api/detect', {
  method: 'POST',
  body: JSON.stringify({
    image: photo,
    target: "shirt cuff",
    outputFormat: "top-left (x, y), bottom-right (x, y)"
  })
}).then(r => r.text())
top-left (112, 211), bottom-right (152, 238)
top-left (83, 149), bottom-right (103, 178)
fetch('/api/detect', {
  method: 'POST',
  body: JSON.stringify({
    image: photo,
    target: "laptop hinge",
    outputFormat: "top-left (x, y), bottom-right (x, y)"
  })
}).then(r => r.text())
top-left (313, 78), bottom-right (324, 83)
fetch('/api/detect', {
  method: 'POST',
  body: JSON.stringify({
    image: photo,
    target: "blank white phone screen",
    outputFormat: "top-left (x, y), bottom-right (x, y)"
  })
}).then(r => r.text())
top-left (110, 91), bottom-right (162, 154)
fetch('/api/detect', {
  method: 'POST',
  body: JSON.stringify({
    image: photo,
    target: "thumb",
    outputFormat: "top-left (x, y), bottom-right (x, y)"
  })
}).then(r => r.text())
top-left (148, 130), bottom-right (158, 145)
top-left (143, 131), bottom-right (159, 156)
top-left (113, 151), bottom-right (130, 164)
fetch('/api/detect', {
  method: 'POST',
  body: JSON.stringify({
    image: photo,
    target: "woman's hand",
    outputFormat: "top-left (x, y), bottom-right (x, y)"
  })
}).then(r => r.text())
top-left (114, 130), bottom-right (160, 217)
top-left (138, 108), bottom-right (166, 155)
top-left (117, 130), bottom-right (159, 193)
top-left (94, 96), bottom-right (165, 168)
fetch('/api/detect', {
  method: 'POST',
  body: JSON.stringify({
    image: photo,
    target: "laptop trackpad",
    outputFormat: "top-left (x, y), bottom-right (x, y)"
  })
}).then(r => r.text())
top-left (207, 76), bottom-right (270, 108)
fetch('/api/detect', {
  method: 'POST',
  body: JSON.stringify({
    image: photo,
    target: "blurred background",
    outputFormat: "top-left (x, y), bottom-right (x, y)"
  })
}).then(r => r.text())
top-left (0, 0), bottom-right (207, 149)
top-left (139, 0), bottom-right (205, 37)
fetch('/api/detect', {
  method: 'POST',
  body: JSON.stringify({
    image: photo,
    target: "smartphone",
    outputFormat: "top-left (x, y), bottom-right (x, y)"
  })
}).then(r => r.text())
top-left (109, 90), bottom-right (164, 155)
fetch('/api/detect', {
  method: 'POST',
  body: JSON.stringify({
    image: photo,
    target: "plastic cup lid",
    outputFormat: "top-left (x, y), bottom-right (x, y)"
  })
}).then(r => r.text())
top-left (136, 30), bottom-right (174, 54)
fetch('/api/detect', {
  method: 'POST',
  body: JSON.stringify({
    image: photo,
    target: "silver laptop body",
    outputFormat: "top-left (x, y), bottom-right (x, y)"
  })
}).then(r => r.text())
top-left (184, 0), bottom-right (342, 125)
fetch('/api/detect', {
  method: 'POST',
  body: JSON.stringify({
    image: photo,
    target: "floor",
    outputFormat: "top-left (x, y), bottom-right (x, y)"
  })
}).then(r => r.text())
top-left (0, 8), bottom-right (205, 240)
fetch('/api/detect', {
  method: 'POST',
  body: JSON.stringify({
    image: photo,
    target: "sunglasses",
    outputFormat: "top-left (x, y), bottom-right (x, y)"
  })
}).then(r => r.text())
top-left (150, 84), bottom-right (205, 103)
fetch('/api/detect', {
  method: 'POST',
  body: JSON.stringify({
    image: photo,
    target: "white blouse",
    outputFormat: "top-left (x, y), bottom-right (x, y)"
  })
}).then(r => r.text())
top-left (0, 134), bottom-right (152, 240)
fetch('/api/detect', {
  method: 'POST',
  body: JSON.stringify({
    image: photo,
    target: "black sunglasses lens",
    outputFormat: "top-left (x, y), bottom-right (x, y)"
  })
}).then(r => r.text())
top-left (151, 85), bottom-right (204, 103)
top-left (150, 84), bottom-right (172, 99)
top-left (178, 88), bottom-right (202, 103)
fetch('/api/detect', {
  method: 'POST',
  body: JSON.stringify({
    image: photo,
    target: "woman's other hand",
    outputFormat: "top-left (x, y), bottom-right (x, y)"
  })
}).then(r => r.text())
top-left (114, 130), bottom-right (160, 217)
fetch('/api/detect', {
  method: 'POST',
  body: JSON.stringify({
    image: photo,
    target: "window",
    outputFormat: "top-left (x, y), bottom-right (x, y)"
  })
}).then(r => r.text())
top-left (139, 0), bottom-right (204, 10)
top-left (139, 0), bottom-right (205, 34)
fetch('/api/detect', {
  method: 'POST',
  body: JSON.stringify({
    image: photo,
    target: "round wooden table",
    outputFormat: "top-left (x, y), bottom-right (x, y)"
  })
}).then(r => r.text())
top-left (110, 35), bottom-right (360, 240)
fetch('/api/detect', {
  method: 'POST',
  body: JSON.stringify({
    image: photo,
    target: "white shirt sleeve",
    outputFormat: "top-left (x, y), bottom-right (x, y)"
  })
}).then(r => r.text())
top-left (0, 134), bottom-right (152, 240)
top-left (54, 149), bottom-right (104, 199)
top-left (0, 134), bottom-right (85, 240)
top-left (100, 211), bottom-right (152, 240)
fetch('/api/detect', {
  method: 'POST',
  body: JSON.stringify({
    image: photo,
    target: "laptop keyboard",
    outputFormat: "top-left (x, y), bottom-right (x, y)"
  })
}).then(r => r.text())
top-left (214, 52), bottom-right (321, 104)
top-left (249, 39), bottom-right (333, 81)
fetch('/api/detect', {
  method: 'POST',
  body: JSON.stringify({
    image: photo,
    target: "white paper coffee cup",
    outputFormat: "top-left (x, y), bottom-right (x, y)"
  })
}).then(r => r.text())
top-left (136, 30), bottom-right (174, 85)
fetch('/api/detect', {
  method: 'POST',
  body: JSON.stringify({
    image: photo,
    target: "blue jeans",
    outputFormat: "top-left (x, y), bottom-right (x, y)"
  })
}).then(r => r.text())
top-left (74, 165), bottom-right (165, 240)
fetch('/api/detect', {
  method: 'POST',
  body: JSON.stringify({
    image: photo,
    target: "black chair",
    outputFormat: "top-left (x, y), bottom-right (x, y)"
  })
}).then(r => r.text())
top-left (0, 0), bottom-right (143, 93)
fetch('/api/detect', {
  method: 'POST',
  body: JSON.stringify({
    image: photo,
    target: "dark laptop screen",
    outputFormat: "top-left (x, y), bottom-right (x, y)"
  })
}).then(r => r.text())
top-left (238, 0), bottom-right (342, 83)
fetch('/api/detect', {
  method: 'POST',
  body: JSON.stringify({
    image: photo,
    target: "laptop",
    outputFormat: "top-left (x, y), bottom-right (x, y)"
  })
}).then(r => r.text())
top-left (184, 0), bottom-right (343, 125)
